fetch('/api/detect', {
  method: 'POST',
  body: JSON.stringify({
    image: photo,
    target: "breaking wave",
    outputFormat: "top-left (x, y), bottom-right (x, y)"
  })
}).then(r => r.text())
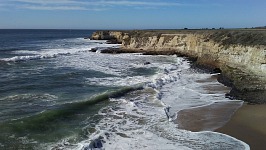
top-left (0, 85), bottom-right (143, 133)
top-left (0, 39), bottom-right (120, 62)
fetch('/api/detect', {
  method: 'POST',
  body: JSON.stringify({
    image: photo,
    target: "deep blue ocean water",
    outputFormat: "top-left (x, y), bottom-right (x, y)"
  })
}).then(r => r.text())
top-left (0, 30), bottom-right (249, 150)
top-left (0, 30), bottom-right (106, 120)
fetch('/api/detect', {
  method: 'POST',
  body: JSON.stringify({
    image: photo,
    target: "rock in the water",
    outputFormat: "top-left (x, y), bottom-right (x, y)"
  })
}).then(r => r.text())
top-left (84, 138), bottom-right (103, 150)
top-left (89, 48), bottom-right (98, 52)
top-left (144, 62), bottom-right (151, 65)
top-left (100, 48), bottom-right (120, 53)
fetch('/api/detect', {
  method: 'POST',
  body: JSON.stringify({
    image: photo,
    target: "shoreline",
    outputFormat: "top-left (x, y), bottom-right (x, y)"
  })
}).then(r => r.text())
top-left (175, 102), bottom-right (266, 150)
top-left (216, 103), bottom-right (266, 150)
top-left (175, 101), bottom-right (243, 132)
top-left (89, 36), bottom-right (266, 150)
top-left (95, 47), bottom-right (266, 104)
top-left (111, 48), bottom-right (266, 148)
top-left (91, 30), bottom-right (266, 104)
top-left (121, 50), bottom-right (266, 149)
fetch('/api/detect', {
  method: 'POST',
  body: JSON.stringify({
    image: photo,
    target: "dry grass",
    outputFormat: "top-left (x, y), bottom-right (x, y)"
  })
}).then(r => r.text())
top-left (115, 29), bottom-right (266, 46)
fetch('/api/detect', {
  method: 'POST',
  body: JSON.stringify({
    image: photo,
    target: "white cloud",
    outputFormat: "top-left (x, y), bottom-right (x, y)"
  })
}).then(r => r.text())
top-left (14, 0), bottom-right (81, 5)
top-left (94, 1), bottom-right (181, 6)
top-left (11, 0), bottom-right (182, 11)
top-left (20, 5), bottom-right (87, 10)
top-left (20, 4), bottom-right (107, 11)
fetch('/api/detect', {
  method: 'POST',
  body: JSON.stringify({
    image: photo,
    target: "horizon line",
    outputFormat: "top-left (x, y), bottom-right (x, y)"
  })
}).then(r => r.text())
top-left (0, 27), bottom-right (265, 30)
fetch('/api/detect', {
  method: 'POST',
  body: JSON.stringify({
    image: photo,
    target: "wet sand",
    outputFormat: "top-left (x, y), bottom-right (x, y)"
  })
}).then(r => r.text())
top-left (175, 101), bottom-right (243, 132)
top-left (175, 102), bottom-right (266, 150)
top-left (216, 104), bottom-right (266, 150)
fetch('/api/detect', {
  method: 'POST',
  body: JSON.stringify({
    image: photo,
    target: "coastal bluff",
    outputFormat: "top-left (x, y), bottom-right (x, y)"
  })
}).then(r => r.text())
top-left (91, 30), bottom-right (266, 103)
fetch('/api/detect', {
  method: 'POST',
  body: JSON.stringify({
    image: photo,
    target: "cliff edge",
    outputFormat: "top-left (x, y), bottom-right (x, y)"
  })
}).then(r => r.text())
top-left (91, 29), bottom-right (266, 103)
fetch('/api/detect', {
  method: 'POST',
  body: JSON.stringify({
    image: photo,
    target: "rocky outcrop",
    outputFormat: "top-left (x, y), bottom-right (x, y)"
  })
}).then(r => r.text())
top-left (91, 30), bottom-right (266, 103)
top-left (91, 31), bottom-right (125, 44)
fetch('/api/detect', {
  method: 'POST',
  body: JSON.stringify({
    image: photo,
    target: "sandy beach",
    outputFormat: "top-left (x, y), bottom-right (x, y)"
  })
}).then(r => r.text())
top-left (216, 104), bottom-right (266, 150)
top-left (175, 101), bottom-right (243, 132)
top-left (176, 102), bottom-right (266, 150)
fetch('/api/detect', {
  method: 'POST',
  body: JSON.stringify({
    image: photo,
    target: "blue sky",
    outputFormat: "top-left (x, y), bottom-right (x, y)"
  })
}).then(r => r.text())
top-left (0, 0), bottom-right (265, 29)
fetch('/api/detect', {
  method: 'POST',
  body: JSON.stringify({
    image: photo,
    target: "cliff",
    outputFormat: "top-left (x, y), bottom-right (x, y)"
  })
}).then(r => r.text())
top-left (91, 30), bottom-right (266, 103)
top-left (91, 31), bottom-right (125, 44)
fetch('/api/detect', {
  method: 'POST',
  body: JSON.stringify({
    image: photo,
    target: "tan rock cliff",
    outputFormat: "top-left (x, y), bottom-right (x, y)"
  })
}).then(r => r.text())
top-left (91, 30), bottom-right (266, 103)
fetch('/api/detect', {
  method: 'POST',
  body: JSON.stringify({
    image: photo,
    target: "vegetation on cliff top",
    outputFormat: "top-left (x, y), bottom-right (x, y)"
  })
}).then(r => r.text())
top-left (207, 30), bottom-right (266, 46)
top-left (123, 29), bottom-right (266, 46)
top-left (92, 29), bottom-right (266, 46)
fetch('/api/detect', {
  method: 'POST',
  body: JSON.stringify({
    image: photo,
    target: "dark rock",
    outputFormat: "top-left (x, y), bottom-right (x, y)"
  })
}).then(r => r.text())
top-left (144, 62), bottom-right (151, 65)
top-left (89, 48), bottom-right (98, 52)
top-left (164, 106), bottom-right (171, 120)
top-left (106, 39), bottom-right (122, 44)
top-left (100, 48), bottom-right (120, 54)
top-left (217, 74), bottom-right (234, 87)
top-left (228, 88), bottom-right (266, 104)
top-left (90, 47), bottom-right (114, 53)
top-left (217, 67), bottom-right (266, 104)
top-left (212, 68), bottom-right (222, 74)
top-left (85, 138), bottom-right (103, 150)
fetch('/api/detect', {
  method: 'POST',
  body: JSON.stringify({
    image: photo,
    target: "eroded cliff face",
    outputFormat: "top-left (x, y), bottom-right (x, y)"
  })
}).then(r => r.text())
top-left (91, 30), bottom-right (266, 102)
top-left (91, 31), bottom-right (125, 43)
top-left (124, 33), bottom-right (265, 75)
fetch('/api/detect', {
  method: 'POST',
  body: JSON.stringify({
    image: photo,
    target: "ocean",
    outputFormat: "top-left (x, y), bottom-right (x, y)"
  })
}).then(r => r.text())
top-left (0, 29), bottom-right (249, 150)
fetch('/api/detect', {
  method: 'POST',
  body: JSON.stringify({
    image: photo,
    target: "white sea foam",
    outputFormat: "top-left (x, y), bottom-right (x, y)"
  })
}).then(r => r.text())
top-left (6, 37), bottom-right (246, 149)
top-left (84, 89), bottom-right (248, 150)
top-left (0, 93), bottom-right (58, 102)
top-left (49, 53), bottom-right (249, 150)
top-left (56, 89), bottom-right (248, 150)
top-left (12, 38), bottom-right (247, 150)
top-left (0, 39), bottom-right (120, 62)
top-left (12, 50), bottom-right (40, 55)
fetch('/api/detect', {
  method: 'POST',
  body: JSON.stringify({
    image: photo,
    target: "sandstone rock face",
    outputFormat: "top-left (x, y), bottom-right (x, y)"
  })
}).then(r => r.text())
top-left (123, 33), bottom-right (265, 75)
top-left (91, 30), bottom-right (266, 99)
top-left (91, 31), bottom-right (124, 44)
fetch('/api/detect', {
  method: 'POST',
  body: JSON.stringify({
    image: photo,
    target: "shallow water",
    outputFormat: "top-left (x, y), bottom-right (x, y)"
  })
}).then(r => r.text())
top-left (0, 30), bottom-right (249, 150)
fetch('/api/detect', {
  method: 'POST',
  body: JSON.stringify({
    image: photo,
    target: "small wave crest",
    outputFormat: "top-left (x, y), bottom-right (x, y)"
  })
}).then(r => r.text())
top-left (1, 85), bottom-right (143, 133)
top-left (0, 40), bottom-right (120, 62)
top-left (61, 87), bottom-right (249, 150)
top-left (0, 49), bottom-right (87, 62)
top-left (37, 55), bottom-right (251, 150)
top-left (66, 56), bottom-right (250, 150)
top-left (1, 55), bottom-right (57, 62)
top-left (0, 93), bottom-right (57, 102)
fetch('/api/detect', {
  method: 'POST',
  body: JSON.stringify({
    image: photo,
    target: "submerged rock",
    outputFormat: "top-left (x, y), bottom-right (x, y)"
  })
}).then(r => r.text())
top-left (89, 47), bottom-right (118, 53)
top-left (84, 137), bottom-right (104, 150)
top-left (144, 62), bottom-right (151, 65)
top-left (89, 48), bottom-right (98, 52)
